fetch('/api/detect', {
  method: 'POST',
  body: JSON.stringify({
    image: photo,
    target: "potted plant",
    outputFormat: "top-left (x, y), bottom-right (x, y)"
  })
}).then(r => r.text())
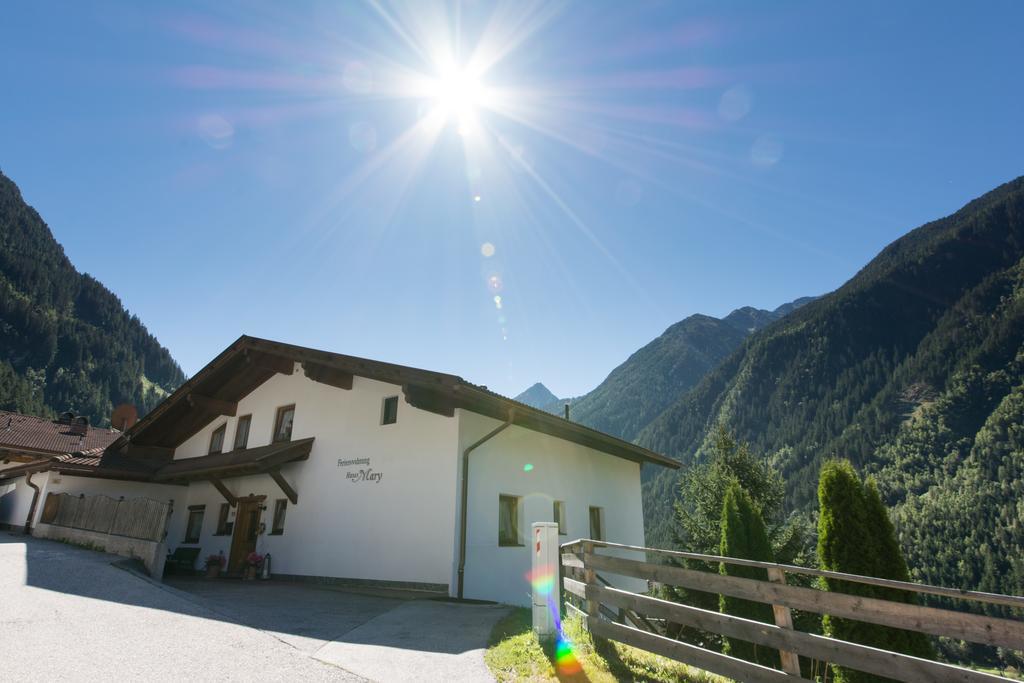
top-left (244, 552), bottom-right (264, 580)
top-left (204, 553), bottom-right (225, 578)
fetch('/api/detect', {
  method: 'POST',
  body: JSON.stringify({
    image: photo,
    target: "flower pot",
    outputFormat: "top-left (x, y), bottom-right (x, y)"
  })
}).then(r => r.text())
top-left (205, 565), bottom-right (221, 579)
top-left (244, 566), bottom-right (257, 581)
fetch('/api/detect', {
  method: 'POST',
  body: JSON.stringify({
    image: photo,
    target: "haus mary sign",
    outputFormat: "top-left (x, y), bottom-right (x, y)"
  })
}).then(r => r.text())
top-left (337, 458), bottom-right (383, 484)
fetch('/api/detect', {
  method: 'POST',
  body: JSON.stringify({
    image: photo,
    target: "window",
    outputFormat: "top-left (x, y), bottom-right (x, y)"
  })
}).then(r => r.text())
top-left (214, 503), bottom-right (232, 536)
top-left (498, 494), bottom-right (522, 547)
top-left (271, 499), bottom-right (287, 535)
top-left (208, 424), bottom-right (226, 454)
top-left (589, 506), bottom-right (604, 541)
top-left (381, 396), bottom-right (399, 425)
top-left (184, 505), bottom-right (205, 543)
top-left (233, 414), bottom-right (251, 450)
top-left (553, 500), bottom-right (567, 535)
top-left (273, 405), bottom-right (295, 443)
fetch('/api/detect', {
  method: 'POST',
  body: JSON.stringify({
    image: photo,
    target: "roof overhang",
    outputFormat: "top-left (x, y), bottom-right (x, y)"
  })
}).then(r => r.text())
top-left (115, 336), bottom-right (678, 469)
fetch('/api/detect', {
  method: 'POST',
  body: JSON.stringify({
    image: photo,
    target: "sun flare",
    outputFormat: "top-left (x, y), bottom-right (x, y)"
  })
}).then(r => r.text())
top-left (424, 64), bottom-right (491, 134)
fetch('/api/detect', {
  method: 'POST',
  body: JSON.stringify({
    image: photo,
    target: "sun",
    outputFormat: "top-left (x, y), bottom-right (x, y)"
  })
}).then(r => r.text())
top-left (425, 64), bottom-right (491, 135)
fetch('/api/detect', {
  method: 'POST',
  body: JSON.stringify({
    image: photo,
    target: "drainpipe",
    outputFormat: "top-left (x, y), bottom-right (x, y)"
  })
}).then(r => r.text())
top-left (457, 410), bottom-right (514, 599)
top-left (24, 471), bottom-right (42, 536)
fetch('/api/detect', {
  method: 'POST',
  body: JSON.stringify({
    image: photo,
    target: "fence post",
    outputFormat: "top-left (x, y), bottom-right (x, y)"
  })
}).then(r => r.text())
top-left (583, 541), bottom-right (601, 626)
top-left (766, 566), bottom-right (802, 676)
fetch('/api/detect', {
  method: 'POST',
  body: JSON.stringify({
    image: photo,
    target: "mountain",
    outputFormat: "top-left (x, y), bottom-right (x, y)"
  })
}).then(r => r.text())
top-left (637, 176), bottom-right (1024, 595)
top-left (0, 170), bottom-right (185, 427)
top-left (514, 382), bottom-right (561, 410)
top-left (564, 299), bottom-right (812, 442)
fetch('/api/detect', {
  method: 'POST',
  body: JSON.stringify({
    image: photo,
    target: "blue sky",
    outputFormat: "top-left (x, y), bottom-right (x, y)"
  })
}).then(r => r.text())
top-left (2, 1), bottom-right (1022, 399)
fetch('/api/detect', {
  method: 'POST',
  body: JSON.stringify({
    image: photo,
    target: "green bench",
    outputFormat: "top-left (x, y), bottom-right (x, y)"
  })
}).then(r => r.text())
top-left (164, 547), bottom-right (201, 575)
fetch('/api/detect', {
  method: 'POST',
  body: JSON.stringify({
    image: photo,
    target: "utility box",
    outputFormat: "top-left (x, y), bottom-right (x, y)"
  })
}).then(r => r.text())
top-left (531, 522), bottom-right (560, 639)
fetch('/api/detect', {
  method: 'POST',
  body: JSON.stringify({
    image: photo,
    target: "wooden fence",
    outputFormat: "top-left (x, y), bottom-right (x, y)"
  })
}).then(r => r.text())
top-left (40, 492), bottom-right (169, 543)
top-left (561, 539), bottom-right (1024, 683)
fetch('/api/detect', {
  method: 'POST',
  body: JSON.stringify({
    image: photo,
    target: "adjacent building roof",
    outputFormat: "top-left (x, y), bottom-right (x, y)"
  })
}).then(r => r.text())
top-left (116, 336), bottom-right (679, 469)
top-left (0, 410), bottom-right (121, 459)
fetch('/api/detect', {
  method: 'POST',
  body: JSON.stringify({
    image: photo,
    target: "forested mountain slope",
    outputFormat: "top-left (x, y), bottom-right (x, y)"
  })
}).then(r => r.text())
top-left (637, 176), bottom-right (1024, 595)
top-left (565, 300), bottom-right (813, 442)
top-left (0, 170), bottom-right (184, 426)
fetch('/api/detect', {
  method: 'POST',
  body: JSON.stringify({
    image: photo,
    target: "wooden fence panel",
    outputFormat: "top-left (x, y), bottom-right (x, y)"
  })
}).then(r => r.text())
top-left (586, 552), bottom-right (1024, 650)
top-left (589, 617), bottom-right (809, 683)
top-left (562, 540), bottom-right (1024, 683)
top-left (43, 493), bottom-right (168, 542)
top-left (586, 581), bottom-right (1005, 683)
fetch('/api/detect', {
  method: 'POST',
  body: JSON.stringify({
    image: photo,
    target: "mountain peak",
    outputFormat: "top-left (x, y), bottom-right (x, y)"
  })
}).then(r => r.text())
top-left (514, 382), bottom-right (560, 409)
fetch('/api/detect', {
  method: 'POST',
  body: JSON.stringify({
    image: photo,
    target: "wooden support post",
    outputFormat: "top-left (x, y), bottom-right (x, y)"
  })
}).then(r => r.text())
top-left (268, 469), bottom-right (298, 505)
top-left (767, 566), bottom-right (802, 676)
top-left (210, 478), bottom-right (237, 507)
top-left (583, 540), bottom-right (604, 639)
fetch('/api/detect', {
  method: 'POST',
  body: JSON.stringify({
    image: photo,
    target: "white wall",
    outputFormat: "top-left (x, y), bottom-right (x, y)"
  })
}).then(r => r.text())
top-left (169, 367), bottom-right (460, 587)
top-left (458, 411), bottom-right (647, 606)
top-left (0, 471), bottom-right (49, 531)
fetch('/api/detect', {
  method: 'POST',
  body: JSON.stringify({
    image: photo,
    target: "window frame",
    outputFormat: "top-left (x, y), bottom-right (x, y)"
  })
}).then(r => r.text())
top-left (208, 423), bottom-right (227, 455)
top-left (233, 414), bottom-right (252, 450)
top-left (272, 404), bottom-right (296, 443)
top-left (498, 494), bottom-right (523, 547)
top-left (589, 506), bottom-right (605, 542)
top-left (553, 500), bottom-right (567, 536)
top-left (380, 395), bottom-right (399, 425)
top-left (270, 499), bottom-right (287, 535)
top-left (184, 505), bottom-right (205, 544)
top-left (214, 502), bottom-right (232, 536)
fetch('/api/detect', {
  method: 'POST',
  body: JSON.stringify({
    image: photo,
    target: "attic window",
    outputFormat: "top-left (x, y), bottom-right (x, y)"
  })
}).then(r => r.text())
top-left (273, 405), bottom-right (295, 443)
top-left (208, 424), bottom-right (226, 455)
top-left (234, 415), bottom-right (251, 450)
top-left (381, 396), bottom-right (399, 425)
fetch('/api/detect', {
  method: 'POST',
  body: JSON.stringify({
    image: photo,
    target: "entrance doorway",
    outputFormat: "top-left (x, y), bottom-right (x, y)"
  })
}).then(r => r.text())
top-left (228, 496), bottom-right (265, 574)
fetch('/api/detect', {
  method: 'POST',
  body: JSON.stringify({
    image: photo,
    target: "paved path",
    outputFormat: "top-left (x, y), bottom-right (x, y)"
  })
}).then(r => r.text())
top-left (0, 533), bottom-right (359, 681)
top-left (1, 533), bottom-right (507, 682)
top-left (314, 600), bottom-right (508, 682)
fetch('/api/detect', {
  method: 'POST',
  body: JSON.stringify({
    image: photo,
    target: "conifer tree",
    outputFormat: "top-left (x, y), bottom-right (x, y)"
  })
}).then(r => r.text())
top-left (719, 481), bottom-right (779, 668)
top-left (817, 460), bottom-right (933, 683)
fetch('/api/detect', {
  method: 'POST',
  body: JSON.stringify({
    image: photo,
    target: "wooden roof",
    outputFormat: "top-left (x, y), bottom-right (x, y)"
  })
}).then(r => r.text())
top-left (117, 336), bottom-right (678, 469)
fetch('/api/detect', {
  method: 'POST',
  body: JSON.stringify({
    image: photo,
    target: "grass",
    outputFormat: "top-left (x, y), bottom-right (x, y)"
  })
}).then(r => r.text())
top-left (484, 608), bottom-right (728, 683)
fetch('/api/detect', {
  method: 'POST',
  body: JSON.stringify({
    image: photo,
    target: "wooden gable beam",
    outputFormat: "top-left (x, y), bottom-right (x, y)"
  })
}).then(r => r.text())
top-left (210, 478), bottom-right (237, 507)
top-left (402, 384), bottom-right (457, 417)
top-left (243, 349), bottom-right (295, 375)
top-left (187, 393), bottom-right (238, 416)
top-left (268, 468), bottom-right (298, 505)
top-left (302, 361), bottom-right (353, 390)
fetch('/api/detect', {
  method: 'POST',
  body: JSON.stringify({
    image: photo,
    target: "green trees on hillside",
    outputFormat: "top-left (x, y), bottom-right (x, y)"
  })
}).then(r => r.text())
top-left (674, 427), bottom-right (809, 564)
top-left (638, 176), bottom-right (1024, 557)
top-left (664, 428), bottom-right (813, 648)
top-left (0, 171), bottom-right (184, 425)
top-left (818, 460), bottom-right (933, 682)
top-left (718, 482), bottom-right (778, 667)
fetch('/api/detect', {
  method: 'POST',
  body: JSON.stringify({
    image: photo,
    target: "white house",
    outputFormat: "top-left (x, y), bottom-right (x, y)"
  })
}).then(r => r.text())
top-left (0, 336), bottom-right (678, 605)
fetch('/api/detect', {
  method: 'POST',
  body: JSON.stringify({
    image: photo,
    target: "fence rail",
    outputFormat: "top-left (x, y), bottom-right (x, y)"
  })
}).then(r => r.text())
top-left (560, 539), bottom-right (1024, 683)
top-left (40, 492), bottom-right (169, 542)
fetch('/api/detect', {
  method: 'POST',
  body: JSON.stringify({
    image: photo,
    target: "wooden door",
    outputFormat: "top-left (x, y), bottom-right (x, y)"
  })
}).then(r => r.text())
top-left (227, 498), bottom-right (263, 574)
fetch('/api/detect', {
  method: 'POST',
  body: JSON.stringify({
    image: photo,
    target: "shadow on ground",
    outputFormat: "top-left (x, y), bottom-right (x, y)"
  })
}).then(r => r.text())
top-left (4, 532), bottom-right (508, 667)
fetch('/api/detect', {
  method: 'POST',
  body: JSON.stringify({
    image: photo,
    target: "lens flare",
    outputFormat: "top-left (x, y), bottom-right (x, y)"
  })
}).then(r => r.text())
top-left (523, 463), bottom-right (534, 472)
top-left (525, 565), bottom-right (584, 676)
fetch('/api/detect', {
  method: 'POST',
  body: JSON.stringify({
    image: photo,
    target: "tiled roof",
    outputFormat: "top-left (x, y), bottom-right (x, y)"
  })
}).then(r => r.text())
top-left (0, 410), bottom-right (121, 457)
